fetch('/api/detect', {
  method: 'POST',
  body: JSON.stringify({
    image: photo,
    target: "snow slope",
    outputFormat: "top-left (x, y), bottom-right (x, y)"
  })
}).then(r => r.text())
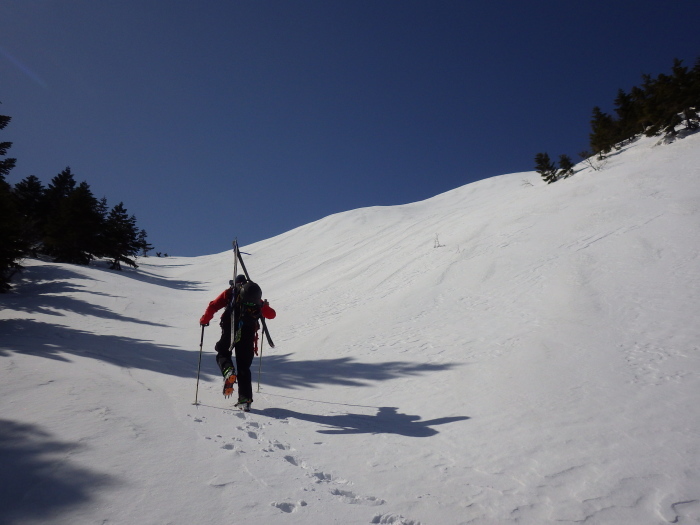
top-left (1, 132), bottom-right (699, 524)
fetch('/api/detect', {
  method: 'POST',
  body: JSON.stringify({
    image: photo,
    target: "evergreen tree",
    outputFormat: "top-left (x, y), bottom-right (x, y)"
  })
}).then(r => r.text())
top-left (613, 88), bottom-right (642, 142)
top-left (103, 202), bottom-right (141, 270)
top-left (691, 57), bottom-right (700, 110)
top-left (43, 167), bottom-right (76, 209)
top-left (136, 229), bottom-right (153, 257)
top-left (40, 167), bottom-right (77, 245)
top-left (0, 184), bottom-right (23, 291)
top-left (651, 68), bottom-right (682, 135)
top-left (671, 58), bottom-right (700, 131)
top-left (587, 56), bottom-right (700, 155)
top-left (589, 106), bottom-right (617, 156)
top-left (638, 73), bottom-right (664, 136)
top-left (629, 84), bottom-right (652, 132)
top-left (0, 107), bottom-right (26, 291)
top-left (0, 114), bottom-right (16, 179)
top-left (0, 103), bottom-right (154, 281)
top-left (43, 180), bottom-right (105, 264)
top-left (13, 175), bottom-right (45, 219)
top-left (535, 152), bottom-right (558, 184)
top-left (12, 175), bottom-right (45, 255)
top-left (558, 154), bottom-right (575, 178)
top-left (637, 60), bottom-right (699, 136)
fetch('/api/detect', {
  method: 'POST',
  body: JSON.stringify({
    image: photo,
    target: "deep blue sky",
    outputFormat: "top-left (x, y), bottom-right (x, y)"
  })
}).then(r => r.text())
top-left (1, 1), bottom-right (698, 256)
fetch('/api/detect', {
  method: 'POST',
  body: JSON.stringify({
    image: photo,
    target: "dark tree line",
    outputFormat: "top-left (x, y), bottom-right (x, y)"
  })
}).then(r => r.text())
top-left (589, 57), bottom-right (700, 155)
top-left (535, 56), bottom-right (700, 184)
top-left (534, 153), bottom-right (575, 185)
top-left (1, 106), bottom-right (152, 291)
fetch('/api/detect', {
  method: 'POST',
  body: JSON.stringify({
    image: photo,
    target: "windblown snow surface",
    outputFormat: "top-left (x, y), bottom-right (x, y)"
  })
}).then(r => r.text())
top-left (2, 132), bottom-right (700, 525)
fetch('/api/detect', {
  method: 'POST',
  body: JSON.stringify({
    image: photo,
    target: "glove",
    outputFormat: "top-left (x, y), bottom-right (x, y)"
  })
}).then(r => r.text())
top-left (261, 301), bottom-right (276, 320)
top-left (199, 315), bottom-right (210, 327)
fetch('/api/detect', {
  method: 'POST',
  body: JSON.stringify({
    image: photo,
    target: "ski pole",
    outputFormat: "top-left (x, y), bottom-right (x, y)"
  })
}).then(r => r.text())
top-left (257, 330), bottom-right (264, 393)
top-left (193, 325), bottom-right (205, 405)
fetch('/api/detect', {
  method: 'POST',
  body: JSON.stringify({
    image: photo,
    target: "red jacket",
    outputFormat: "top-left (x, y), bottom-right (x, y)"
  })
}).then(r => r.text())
top-left (200, 288), bottom-right (276, 326)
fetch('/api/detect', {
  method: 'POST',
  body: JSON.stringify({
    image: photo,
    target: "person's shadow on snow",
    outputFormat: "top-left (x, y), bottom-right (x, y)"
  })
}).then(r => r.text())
top-left (258, 406), bottom-right (469, 437)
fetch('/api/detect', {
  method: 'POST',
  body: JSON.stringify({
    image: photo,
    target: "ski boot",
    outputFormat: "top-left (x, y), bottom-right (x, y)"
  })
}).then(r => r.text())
top-left (235, 397), bottom-right (252, 412)
top-left (222, 367), bottom-right (237, 399)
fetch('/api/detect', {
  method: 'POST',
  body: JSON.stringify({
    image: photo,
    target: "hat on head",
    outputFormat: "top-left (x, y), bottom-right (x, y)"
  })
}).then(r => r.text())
top-left (229, 275), bottom-right (247, 286)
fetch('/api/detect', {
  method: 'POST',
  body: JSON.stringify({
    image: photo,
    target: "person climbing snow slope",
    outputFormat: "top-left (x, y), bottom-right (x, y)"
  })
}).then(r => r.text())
top-left (200, 275), bottom-right (276, 411)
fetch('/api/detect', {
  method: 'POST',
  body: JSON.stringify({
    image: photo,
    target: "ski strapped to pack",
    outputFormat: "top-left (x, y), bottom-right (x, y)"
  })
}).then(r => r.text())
top-left (232, 240), bottom-right (275, 349)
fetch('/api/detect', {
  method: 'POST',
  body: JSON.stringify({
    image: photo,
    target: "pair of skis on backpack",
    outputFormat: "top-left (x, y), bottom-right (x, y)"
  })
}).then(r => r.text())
top-left (223, 368), bottom-right (252, 412)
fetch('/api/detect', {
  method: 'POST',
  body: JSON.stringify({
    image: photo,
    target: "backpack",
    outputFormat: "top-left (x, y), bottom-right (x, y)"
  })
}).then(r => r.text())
top-left (238, 281), bottom-right (263, 307)
top-left (237, 281), bottom-right (263, 324)
top-left (233, 281), bottom-right (263, 345)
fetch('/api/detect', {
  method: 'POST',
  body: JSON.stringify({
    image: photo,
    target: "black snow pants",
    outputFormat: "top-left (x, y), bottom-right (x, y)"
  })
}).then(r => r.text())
top-left (215, 310), bottom-right (257, 401)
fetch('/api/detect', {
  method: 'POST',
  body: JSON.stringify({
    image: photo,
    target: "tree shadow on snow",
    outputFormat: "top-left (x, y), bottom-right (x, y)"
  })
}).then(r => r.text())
top-left (3, 265), bottom-right (168, 327)
top-left (0, 319), bottom-right (212, 380)
top-left (260, 353), bottom-right (458, 390)
top-left (90, 261), bottom-right (207, 291)
top-left (0, 263), bottom-right (213, 381)
top-left (0, 419), bottom-right (117, 525)
top-left (257, 406), bottom-right (470, 437)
